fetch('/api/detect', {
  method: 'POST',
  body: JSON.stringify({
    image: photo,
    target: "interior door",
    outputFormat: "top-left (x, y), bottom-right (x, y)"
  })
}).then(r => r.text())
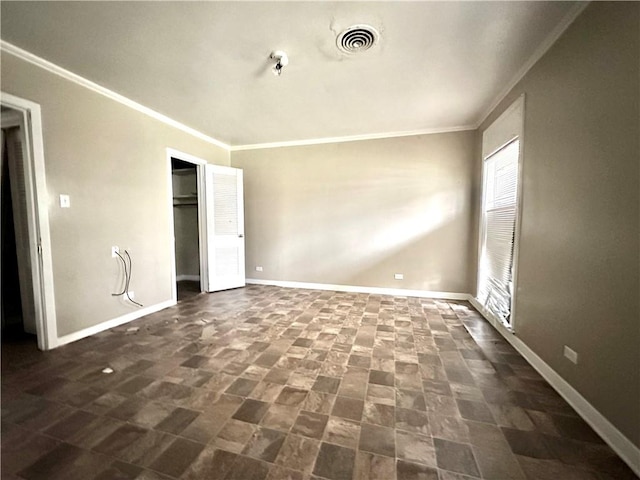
top-left (203, 164), bottom-right (245, 292)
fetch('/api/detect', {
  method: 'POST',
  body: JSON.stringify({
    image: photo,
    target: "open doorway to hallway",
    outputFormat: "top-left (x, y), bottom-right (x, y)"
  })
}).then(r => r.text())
top-left (1, 106), bottom-right (36, 347)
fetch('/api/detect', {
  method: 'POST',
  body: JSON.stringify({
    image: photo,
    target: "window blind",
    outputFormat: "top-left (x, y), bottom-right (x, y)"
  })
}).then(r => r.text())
top-left (478, 139), bottom-right (519, 325)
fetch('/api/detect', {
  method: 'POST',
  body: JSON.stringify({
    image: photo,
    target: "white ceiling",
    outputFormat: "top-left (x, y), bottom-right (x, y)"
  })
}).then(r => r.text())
top-left (1, 1), bottom-right (581, 147)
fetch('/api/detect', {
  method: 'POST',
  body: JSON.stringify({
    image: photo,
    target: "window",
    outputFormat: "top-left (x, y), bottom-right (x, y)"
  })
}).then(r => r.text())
top-left (478, 139), bottom-right (520, 326)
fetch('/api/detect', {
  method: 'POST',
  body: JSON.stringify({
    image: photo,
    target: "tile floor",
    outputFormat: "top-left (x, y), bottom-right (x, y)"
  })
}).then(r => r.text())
top-left (1, 284), bottom-right (637, 480)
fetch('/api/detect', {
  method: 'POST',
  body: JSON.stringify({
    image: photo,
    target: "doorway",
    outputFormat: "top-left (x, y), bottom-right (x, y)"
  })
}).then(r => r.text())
top-left (166, 148), bottom-right (246, 304)
top-left (171, 157), bottom-right (202, 302)
top-left (0, 93), bottom-right (57, 350)
top-left (1, 118), bottom-right (33, 343)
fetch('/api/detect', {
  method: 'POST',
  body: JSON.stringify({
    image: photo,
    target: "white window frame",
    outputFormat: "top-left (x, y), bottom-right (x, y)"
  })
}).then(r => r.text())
top-left (476, 95), bottom-right (525, 332)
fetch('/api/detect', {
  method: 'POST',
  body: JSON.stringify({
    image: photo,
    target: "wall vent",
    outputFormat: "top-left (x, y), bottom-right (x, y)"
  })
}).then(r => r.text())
top-left (337, 24), bottom-right (379, 54)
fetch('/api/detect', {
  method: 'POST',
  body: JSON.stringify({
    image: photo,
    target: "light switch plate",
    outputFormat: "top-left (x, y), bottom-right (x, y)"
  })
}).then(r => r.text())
top-left (59, 194), bottom-right (70, 208)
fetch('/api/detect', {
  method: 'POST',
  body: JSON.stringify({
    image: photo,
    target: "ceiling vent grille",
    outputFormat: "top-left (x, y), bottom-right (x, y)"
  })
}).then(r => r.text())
top-left (337, 24), bottom-right (379, 54)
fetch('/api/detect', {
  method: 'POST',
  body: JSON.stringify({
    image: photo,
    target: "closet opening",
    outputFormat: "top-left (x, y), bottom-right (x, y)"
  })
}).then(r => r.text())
top-left (171, 157), bottom-right (202, 302)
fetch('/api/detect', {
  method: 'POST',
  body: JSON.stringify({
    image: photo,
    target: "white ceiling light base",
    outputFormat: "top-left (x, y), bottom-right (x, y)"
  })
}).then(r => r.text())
top-left (270, 50), bottom-right (288, 76)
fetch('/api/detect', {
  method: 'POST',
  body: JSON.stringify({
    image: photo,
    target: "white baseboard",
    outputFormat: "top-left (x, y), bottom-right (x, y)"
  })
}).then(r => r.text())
top-left (469, 297), bottom-right (640, 477)
top-left (177, 274), bottom-right (200, 282)
top-left (55, 299), bottom-right (176, 348)
top-left (246, 278), bottom-right (470, 301)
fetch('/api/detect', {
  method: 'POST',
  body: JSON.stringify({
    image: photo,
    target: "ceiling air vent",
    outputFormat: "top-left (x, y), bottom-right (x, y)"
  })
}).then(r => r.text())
top-left (336, 24), bottom-right (379, 54)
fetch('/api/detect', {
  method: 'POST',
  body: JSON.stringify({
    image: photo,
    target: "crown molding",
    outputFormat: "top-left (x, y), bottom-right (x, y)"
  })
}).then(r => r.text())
top-left (231, 125), bottom-right (476, 152)
top-left (1, 40), bottom-right (231, 151)
top-left (475, 1), bottom-right (590, 129)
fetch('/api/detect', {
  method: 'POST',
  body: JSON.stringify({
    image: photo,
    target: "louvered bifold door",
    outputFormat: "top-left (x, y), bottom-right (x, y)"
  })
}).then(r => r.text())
top-left (203, 165), bottom-right (245, 292)
top-left (478, 140), bottom-right (519, 325)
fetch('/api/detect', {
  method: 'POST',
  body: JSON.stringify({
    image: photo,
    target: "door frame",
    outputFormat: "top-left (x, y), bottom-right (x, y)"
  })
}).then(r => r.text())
top-left (1, 92), bottom-right (57, 350)
top-left (166, 148), bottom-right (208, 303)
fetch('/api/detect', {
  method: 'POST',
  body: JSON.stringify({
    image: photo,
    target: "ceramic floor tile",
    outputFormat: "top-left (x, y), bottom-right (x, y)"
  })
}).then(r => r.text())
top-left (396, 460), bottom-right (439, 480)
top-left (434, 438), bottom-right (481, 477)
top-left (1, 285), bottom-right (631, 480)
top-left (313, 442), bottom-right (356, 480)
top-left (241, 427), bottom-right (287, 463)
top-left (359, 422), bottom-right (396, 457)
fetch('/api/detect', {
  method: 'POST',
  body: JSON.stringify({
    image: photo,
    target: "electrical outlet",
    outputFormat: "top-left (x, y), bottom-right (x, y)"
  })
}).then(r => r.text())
top-left (255, 266), bottom-right (263, 272)
top-left (111, 246), bottom-right (119, 258)
top-left (564, 345), bottom-right (578, 364)
top-left (394, 273), bottom-right (404, 280)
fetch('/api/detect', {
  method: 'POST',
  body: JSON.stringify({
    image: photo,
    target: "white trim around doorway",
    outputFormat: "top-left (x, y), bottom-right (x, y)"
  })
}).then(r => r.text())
top-left (166, 148), bottom-right (208, 304)
top-left (1, 92), bottom-right (58, 350)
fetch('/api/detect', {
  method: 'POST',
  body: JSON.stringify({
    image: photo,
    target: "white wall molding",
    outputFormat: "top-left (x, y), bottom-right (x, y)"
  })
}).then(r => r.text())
top-left (469, 297), bottom-right (640, 477)
top-left (231, 126), bottom-right (476, 152)
top-left (55, 299), bottom-right (175, 348)
top-left (246, 278), bottom-right (470, 301)
top-left (1, 41), bottom-right (230, 151)
top-left (176, 274), bottom-right (201, 282)
top-left (475, 1), bottom-right (589, 128)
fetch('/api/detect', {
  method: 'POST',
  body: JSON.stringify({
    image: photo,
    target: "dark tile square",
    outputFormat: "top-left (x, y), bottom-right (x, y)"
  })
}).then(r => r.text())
top-left (226, 378), bottom-right (259, 397)
top-left (149, 438), bottom-right (205, 477)
top-left (502, 427), bottom-right (554, 459)
top-left (359, 423), bottom-right (395, 457)
top-left (313, 442), bottom-right (356, 480)
top-left (293, 338), bottom-right (314, 348)
top-left (456, 399), bottom-right (495, 423)
top-left (154, 407), bottom-right (199, 434)
top-left (396, 460), bottom-right (439, 480)
top-left (93, 461), bottom-right (142, 480)
top-left (369, 370), bottom-right (394, 386)
top-left (107, 397), bottom-right (148, 421)
top-left (43, 410), bottom-right (98, 441)
top-left (94, 424), bottom-right (149, 458)
top-left (117, 429), bottom-right (174, 467)
top-left (255, 353), bottom-right (281, 368)
top-left (264, 368), bottom-right (291, 385)
top-left (312, 375), bottom-right (341, 394)
top-left (433, 437), bottom-right (481, 477)
top-left (225, 455), bottom-right (271, 480)
top-left (232, 399), bottom-right (270, 424)
top-left (18, 442), bottom-right (111, 480)
top-left (395, 407), bottom-right (430, 435)
top-left (115, 375), bottom-right (156, 394)
top-left (349, 355), bottom-right (371, 368)
top-left (332, 396), bottom-right (364, 421)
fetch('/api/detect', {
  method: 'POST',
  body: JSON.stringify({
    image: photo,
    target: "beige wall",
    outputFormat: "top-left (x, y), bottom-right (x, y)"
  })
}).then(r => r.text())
top-left (232, 131), bottom-right (477, 294)
top-left (480, 2), bottom-right (639, 446)
top-left (1, 54), bottom-right (229, 337)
